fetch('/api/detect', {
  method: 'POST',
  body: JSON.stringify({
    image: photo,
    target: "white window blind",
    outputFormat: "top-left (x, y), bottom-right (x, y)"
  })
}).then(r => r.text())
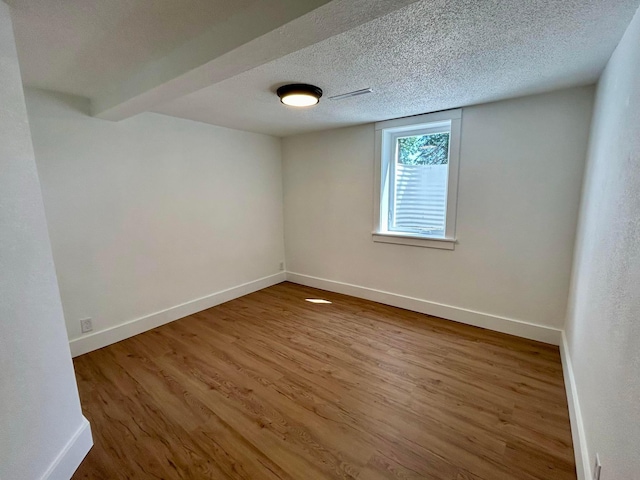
top-left (391, 163), bottom-right (448, 237)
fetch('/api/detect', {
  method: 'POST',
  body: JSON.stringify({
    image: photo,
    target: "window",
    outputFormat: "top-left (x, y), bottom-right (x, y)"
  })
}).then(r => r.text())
top-left (373, 109), bottom-right (461, 250)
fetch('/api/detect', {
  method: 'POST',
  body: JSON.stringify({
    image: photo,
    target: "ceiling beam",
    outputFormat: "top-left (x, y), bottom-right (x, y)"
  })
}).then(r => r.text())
top-left (91, 0), bottom-right (421, 121)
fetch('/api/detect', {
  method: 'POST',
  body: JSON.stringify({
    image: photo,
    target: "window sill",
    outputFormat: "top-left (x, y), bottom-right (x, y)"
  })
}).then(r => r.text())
top-left (372, 232), bottom-right (456, 250)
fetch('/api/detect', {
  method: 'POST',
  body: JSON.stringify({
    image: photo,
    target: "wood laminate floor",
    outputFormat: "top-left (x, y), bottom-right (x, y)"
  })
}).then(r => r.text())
top-left (73, 282), bottom-right (576, 480)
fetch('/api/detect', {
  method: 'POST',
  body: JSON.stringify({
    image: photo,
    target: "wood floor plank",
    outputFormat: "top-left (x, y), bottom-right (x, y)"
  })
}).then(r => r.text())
top-left (73, 282), bottom-right (576, 479)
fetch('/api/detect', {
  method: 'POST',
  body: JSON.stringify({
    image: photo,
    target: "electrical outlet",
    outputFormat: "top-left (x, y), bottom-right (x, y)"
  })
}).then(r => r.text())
top-left (279, 262), bottom-right (284, 271)
top-left (593, 454), bottom-right (602, 480)
top-left (80, 318), bottom-right (93, 334)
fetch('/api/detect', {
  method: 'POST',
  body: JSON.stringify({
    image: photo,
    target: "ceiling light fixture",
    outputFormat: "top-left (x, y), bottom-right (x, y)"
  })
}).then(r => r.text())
top-left (277, 84), bottom-right (323, 107)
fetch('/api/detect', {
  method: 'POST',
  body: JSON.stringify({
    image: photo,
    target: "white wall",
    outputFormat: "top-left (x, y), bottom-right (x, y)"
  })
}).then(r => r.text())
top-left (564, 5), bottom-right (640, 480)
top-left (26, 88), bottom-right (285, 349)
top-left (0, 2), bottom-right (91, 478)
top-left (283, 87), bottom-right (594, 338)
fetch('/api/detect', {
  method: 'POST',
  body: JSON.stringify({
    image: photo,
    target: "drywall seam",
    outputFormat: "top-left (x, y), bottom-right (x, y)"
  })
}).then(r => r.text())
top-left (69, 273), bottom-right (286, 357)
top-left (40, 417), bottom-right (92, 480)
top-left (560, 331), bottom-right (591, 480)
top-left (286, 272), bottom-right (562, 345)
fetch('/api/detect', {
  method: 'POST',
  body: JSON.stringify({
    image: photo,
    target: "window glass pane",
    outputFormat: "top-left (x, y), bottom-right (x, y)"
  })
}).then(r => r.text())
top-left (397, 132), bottom-right (450, 165)
top-left (391, 132), bottom-right (450, 237)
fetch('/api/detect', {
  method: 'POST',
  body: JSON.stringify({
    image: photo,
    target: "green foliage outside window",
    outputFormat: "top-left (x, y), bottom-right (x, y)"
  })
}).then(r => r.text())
top-left (397, 133), bottom-right (450, 165)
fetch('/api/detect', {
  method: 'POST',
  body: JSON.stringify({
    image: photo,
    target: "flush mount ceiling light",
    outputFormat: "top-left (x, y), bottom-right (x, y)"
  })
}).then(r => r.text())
top-left (276, 84), bottom-right (323, 107)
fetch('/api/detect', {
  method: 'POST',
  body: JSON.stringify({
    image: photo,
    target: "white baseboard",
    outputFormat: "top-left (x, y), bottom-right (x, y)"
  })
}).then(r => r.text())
top-left (41, 417), bottom-right (92, 480)
top-left (560, 332), bottom-right (590, 480)
top-left (69, 272), bottom-right (286, 357)
top-left (286, 272), bottom-right (562, 345)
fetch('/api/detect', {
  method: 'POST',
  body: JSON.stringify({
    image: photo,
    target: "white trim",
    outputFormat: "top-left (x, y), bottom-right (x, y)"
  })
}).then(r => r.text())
top-left (560, 332), bottom-right (590, 480)
top-left (444, 114), bottom-right (462, 239)
top-left (372, 232), bottom-right (456, 250)
top-left (286, 272), bottom-right (561, 345)
top-left (373, 127), bottom-right (384, 232)
top-left (375, 108), bottom-right (462, 130)
top-left (69, 272), bottom-right (286, 357)
top-left (40, 417), bottom-right (92, 480)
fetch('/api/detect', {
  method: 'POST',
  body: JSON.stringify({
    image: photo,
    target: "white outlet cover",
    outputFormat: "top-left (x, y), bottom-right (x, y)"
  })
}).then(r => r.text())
top-left (80, 318), bottom-right (93, 333)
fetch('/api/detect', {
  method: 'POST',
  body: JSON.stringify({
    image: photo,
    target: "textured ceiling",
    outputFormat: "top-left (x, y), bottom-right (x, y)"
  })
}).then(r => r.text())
top-left (153, 0), bottom-right (640, 136)
top-left (9, 0), bottom-right (640, 137)
top-left (7, 0), bottom-right (260, 97)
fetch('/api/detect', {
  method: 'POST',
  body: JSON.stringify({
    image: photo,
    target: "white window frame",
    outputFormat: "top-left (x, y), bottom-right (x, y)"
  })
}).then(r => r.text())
top-left (373, 109), bottom-right (462, 250)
